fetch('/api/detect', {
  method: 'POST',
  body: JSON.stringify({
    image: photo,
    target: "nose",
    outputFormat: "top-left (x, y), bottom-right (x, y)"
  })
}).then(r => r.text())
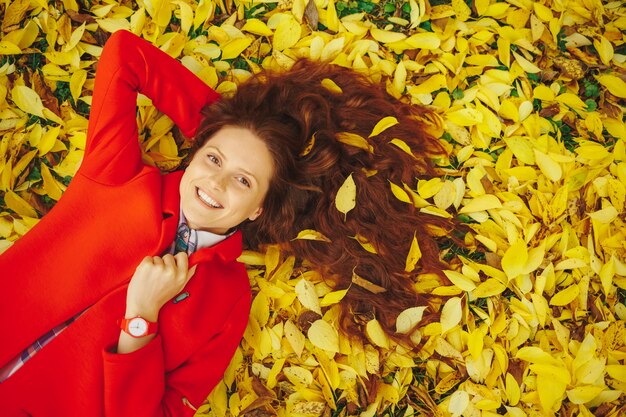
top-left (208, 173), bottom-right (227, 192)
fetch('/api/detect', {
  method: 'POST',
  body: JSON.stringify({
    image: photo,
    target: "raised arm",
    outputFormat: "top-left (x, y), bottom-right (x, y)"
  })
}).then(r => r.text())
top-left (81, 30), bottom-right (220, 184)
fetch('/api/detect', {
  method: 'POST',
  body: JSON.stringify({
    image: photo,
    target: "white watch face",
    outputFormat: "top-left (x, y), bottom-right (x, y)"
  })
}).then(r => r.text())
top-left (128, 317), bottom-right (148, 336)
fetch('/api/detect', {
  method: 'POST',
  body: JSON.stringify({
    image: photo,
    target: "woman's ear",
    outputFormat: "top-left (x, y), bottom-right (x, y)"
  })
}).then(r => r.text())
top-left (248, 207), bottom-right (263, 221)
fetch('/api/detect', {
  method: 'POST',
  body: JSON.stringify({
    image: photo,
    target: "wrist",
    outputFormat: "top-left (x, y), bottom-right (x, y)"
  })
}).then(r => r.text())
top-left (124, 306), bottom-right (159, 323)
top-left (119, 316), bottom-right (159, 338)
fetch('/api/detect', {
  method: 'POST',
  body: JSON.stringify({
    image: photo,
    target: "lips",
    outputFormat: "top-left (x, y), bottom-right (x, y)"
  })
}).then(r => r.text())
top-left (196, 187), bottom-right (223, 208)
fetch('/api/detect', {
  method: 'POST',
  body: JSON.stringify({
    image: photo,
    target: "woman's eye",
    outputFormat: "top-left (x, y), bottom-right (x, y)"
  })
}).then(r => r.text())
top-left (208, 154), bottom-right (219, 165)
top-left (238, 177), bottom-right (251, 187)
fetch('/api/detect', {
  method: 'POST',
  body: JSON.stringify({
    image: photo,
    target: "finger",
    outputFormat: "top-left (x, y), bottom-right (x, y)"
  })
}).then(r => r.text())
top-left (152, 256), bottom-right (165, 265)
top-left (162, 254), bottom-right (177, 270)
top-left (136, 256), bottom-right (153, 270)
top-left (174, 252), bottom-right (189, 280)
top-left (187, 265), bottom-right (198, 280)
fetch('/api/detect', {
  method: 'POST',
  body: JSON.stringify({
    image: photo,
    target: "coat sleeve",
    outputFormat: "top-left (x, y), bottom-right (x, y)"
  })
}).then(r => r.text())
top-left (81, 29), bottom-right (220, 184)
top-left (102, 292), bottom-right (250, 417)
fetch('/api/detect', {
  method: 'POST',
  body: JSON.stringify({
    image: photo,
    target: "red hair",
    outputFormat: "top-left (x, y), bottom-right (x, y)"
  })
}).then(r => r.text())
top-left (192, 60), bottom-right (455, 342)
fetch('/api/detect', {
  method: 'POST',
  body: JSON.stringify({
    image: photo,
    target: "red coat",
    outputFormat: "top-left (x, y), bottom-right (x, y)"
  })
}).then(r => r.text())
top-left (0, 30), bottom-right (251, 417)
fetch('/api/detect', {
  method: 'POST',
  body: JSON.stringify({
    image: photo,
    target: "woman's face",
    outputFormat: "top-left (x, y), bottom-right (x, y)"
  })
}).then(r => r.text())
top-left (180, 126), bottom-right (274, 234)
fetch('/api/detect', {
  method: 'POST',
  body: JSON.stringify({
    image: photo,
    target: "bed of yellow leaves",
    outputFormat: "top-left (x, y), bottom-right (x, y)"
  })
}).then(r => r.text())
top-left (1, 0), bottom-right (625, 416)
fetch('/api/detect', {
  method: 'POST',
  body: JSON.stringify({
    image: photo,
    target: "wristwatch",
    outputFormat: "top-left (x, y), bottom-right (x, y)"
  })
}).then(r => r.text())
top-left (119, 316), bottom-right (158, 338)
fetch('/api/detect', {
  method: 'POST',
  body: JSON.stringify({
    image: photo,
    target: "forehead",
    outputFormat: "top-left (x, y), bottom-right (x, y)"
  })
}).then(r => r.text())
top-left (200, 126), bottom-right (274, 178)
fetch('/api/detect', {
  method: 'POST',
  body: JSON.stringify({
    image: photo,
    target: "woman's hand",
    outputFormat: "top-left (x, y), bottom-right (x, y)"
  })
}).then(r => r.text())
top-left (117, 253), bottom-right (197, 354)
top-left (125, 253), bottom-right (198, 322)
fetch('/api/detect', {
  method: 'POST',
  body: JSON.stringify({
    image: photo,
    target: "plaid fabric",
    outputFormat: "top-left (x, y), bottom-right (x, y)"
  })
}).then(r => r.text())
top-left (173, 221), bottom-right (197, 254)
top-left (0, 314), bottom-right (79, 383)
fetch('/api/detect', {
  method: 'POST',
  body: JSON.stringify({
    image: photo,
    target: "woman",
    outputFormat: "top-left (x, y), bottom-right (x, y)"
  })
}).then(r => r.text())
top-left (0, 29), bottom-right (451, 416)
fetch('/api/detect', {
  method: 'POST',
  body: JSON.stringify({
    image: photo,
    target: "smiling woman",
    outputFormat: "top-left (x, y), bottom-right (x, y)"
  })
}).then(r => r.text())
top-left (180, 126), bottom-right (273, 234)
top-left (0, 29), bottom-right (454, 417)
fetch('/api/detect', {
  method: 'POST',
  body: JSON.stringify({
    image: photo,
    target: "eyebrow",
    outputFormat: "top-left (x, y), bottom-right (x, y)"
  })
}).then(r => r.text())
top-left (206, 146), bottom-right (258, 182)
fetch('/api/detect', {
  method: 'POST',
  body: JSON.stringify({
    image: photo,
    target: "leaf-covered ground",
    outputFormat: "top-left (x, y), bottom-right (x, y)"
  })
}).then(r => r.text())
top-left (1, 0), bottom-right (625, 416)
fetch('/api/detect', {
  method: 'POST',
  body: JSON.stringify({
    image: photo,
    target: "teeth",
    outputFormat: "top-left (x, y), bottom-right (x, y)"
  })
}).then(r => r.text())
top-left (197, 188), bottom-right (222, 208)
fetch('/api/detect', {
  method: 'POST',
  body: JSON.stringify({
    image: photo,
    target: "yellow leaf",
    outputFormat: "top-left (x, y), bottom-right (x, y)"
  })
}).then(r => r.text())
top-left (440, 297), bottom-right (462, 334)
top-left (534, 149), bottom-right (562, 182)
top-left (353, 234), bottom-right (377, 254)
top-left (443, 270), bottom-right (477, 291)
top-left (532, 363), bottom-right (571, 384)
top-left (65, 22), bottom-right (86, 51)
top-left (40, 163), bottom-right (64, 201)
top-left (295, 278), bottom-right (321, 314)
top-left (512, 51), bottom-right (541, 73)
top-left (446, 108), bottom-right (483, 126)
top-left (596, 74), bottom-right (626, 99)
top-left (533, 2), bottom-right (553, 21)
top-left (501, 239), bottom-right (528, 280)
top-left (241, 18), bottom-right (273, 36)
top-left (405, 32), bottom-right (440, 49)
top-left (407, 74), bottom-right (447, 95)
top-left (336, 132), bottom-right (372, 152)
top-left (321, 78), bottom-right (342, 94)
top-left (593, 36), bottom-right (614, 66)
top-left (0, 41), bottom-right (22, 55)
top-left (433, 180), bottom-right (456, 210)
top-left (516, 346), bottom-right (559, 365)
top-left (293, 229), bottom-right (331, 242)
top-left (39, 126), bottom-right (61, 156)
top-left (408, 0), bottom-right (422, 29)
top-left (221, 37), bottom-right (252, 60)
top-left (366, 319), bottom-right (390, 348)
top-left (369, 116), bottom-right (398, 137)
top-left (600, 257), bottom-right (616, 295)
top-left (325, 0), bottom-right (340, 32)
top-left (566, 386), bottom-right (604, 405)
top-left (284, 366), bottom-right (314, 387)
top-left (606, 365), bottom-right (626, 382)
top-left (69, 69), bottom-right (87, 103)
top-left (395, 306), bottom-right (427, 334)
top-left (96, 18), bottom-right (131, 33)
top-left (370, 28), bottom-right (406, 44)
top-left (284, 320), bottom-right (306, 357)
top-left (389, 181), bottom-right (411, 204)
top-left (504, 136), bottom-right (535, 165)
top-left (5, 191), bottom-right (37, 218)
top-left (451, 0), bottom-right (471, 21)
top-left (588, 206), bottom-right (618, 224)
top-left (320, 288), bottom-right (348, 307)
top-left (12, 85), bottom-right (45, 118)
top-left (11, 149), bottom-right (38, 184)
top-left (467, 328), bottom-right (483, 360)
top-left (448, 390), bottom-right (470, 416)
top-left (472, 278), bottom-right (506, 298)
top-left (458, 194), bottom-right (502, 214)
top-left (389, 138), bottom-right (413, 157)
top-left (308, 319), bottom-right (340, 353)
top-left (505, 373), bottom-right (521, 406)
top-left (352, 271), bottom-right (386, 293)
top-left (335, 174), bottom-right (356, 219)
top-left (300, 133), bottom-right (315, 156)
top-left (557, 93), bottom-right (587, 111)
top-left (550, 285), bottom-right (579, 306)
top-left (273, 16), bottom-right (301, 51)
top-left (533, 85), bottom-right (556, 101)
top-left (405, 233), bottom-right (422, 272)
top-left (575, 142), bottom-right (610, 160)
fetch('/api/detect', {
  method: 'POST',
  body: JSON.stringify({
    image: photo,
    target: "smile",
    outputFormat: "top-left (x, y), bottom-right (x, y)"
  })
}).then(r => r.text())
top-left (196, 187), bottom-right (223, 209)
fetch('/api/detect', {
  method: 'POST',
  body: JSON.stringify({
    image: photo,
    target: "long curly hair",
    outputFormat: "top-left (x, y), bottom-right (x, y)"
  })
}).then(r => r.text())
top-left (191, 59), bottom-right (455, 342)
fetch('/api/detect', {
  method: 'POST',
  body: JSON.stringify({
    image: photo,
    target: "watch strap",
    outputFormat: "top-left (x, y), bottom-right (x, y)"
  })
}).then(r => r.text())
top-left (118, 316), bottom-right (158, 338)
